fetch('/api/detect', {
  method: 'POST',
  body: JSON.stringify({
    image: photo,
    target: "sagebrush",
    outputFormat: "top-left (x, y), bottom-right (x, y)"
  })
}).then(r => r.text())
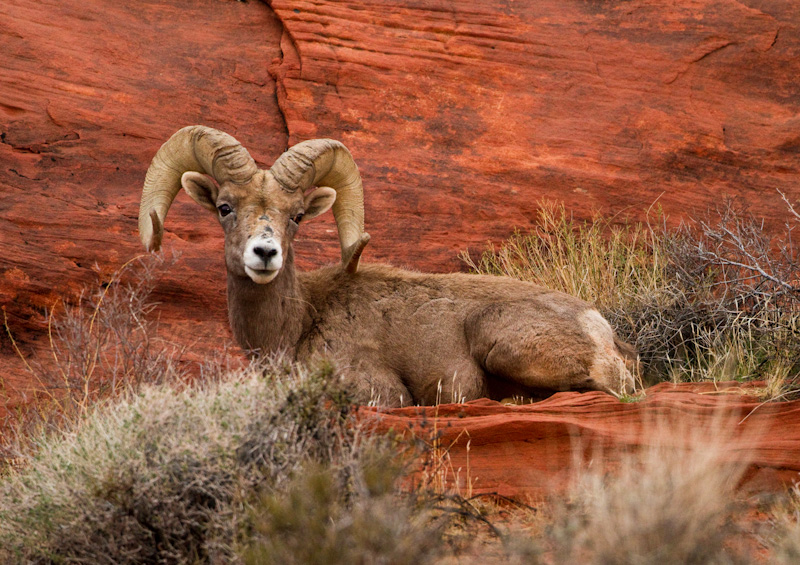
top-left (0, 357), bottom-right (450, 564)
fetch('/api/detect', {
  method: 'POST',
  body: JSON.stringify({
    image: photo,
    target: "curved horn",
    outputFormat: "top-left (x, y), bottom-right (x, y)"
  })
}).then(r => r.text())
top-left (270, 139), bottom-right (370, 273)
top-left (139, 125), bottom-right (258, 252)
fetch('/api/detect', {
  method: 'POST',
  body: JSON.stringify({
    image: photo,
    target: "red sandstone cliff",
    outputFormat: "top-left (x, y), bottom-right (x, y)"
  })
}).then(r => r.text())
top-left (1, 0), bottom-right (799, 491)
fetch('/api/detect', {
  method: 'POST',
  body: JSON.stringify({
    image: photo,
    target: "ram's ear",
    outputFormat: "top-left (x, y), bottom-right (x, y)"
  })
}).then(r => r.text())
top-left (182, 172), bottom-right (219, 212)
top-left (303, 187), bottom-right (337, 220)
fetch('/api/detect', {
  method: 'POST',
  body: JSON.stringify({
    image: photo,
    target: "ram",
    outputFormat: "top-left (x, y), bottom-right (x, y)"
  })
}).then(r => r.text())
top-left (139, 126), bottom-right (636, 406)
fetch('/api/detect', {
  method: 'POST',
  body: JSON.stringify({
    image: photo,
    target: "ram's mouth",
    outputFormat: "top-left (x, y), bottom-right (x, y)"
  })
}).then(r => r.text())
top-left (245, 266), bottom-right (280, 284)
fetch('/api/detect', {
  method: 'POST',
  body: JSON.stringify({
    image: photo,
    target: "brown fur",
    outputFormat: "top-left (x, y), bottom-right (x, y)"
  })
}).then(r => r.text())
top-left (227, 255), bottom-right (636, 406)
top-left (178, 161), bottom-right (636, 407)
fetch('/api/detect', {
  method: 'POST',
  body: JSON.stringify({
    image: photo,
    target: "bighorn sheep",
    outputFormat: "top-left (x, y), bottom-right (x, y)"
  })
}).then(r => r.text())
top-left (139, 126), bottom-right (636, 406)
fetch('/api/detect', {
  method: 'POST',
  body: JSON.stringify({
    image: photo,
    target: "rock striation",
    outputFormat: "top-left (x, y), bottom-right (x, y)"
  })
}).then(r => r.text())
top-left (362, 382), bottom-right (800, 499)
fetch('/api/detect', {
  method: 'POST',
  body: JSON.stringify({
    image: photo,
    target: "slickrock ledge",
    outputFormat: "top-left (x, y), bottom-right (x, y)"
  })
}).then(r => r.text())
top-left (361, 382), bottom-right (800, 499)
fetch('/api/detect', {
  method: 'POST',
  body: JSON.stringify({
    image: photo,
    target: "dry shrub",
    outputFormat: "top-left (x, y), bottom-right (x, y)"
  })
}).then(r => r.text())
top-left (1, 253), bottom-right (185, 467)
top-left (531, 416), bottom-right (753, 564)
top-left (663, 198), bottom-right (800, 396)
top-left (0, 357), bottom-right (445, 564)
top-left (768, 483), bottom-right (800, 563)
top-left (423, 415), bottom-right (757, 564)
top-left (38, 254), bottom-right (182, 399)
top-left (465, 198), bottom-right (800, 390)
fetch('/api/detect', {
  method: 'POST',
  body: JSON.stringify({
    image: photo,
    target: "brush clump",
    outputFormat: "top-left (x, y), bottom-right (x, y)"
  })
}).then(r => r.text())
top-left (464, 198), bottom-right (800, 395)
top-left (0, 358), bottom-right (443, 564)
top-left (544, 424), bottom-right (749, 564)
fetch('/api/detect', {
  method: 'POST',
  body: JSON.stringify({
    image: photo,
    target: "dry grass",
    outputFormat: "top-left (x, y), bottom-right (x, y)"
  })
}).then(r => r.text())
top-left (1, 254), bottom-right (185, 470)
top-left (465, 198), bottom-right (800, 393)
top-left (542, 418), bottom-right (752, 564)
top-left (425, 414), bottom-right (761, 564)
top-left (462, 201), bottom-right (671, 313)
top-left (766, 483), bottom-right (800, 564)
top-left (397, 414), bottom-right (763, 564)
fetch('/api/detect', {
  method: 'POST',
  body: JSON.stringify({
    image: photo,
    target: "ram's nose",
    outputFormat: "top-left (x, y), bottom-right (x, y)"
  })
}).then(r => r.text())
top-left (253, 246), bottom-right (279, 263)
top-left (243, 238), bottom-right (283, 283)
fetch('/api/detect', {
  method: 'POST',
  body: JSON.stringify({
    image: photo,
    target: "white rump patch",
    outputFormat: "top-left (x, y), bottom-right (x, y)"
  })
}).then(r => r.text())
top-left (579, 309), bottom-right (634, 396)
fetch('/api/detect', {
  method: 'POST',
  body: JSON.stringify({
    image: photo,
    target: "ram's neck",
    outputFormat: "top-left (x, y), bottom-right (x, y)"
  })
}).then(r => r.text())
top-left (226, 250), bottom-right (308, 358)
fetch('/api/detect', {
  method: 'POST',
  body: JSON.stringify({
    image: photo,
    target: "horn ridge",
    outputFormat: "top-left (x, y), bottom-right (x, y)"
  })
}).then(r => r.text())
top-left (269, 139), bottom-right (368, 271)
top-left (138, 125), bottom-right (257, 251)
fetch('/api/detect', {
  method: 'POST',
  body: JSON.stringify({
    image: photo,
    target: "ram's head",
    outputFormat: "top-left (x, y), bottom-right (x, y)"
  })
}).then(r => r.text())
top-left (138, 126), bottom-right (370, 282)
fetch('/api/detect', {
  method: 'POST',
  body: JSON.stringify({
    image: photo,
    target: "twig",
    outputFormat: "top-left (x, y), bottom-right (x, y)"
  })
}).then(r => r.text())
top-left (778, 189), bottom-right (800, 223)
top-left (84, 255), bottom-right (146, 387)
top-left (3, 307), bottom-right (34, 374)
top-left (3, 307), bottom-right (62, 408)
top-left (700, 250), bottom-right (794, 291)
top-left (47, 299), bottom-right (70, 394)
top-left (739, 389), bottom-right (799, 425)
top-left (467, 492), bottom-right (539, 513)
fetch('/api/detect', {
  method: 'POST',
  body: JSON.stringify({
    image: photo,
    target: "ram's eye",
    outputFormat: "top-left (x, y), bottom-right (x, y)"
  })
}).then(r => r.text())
top-left (217, 204), bottom-right (233, 217)
top-left (291, 213), bottom-right (304, 225)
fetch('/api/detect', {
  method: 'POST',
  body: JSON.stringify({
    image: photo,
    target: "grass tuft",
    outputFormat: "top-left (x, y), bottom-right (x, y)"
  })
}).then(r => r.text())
top-left (543, 419), bottom-right (751, 564)
top-left (462, 201), bottom-right (671, 312)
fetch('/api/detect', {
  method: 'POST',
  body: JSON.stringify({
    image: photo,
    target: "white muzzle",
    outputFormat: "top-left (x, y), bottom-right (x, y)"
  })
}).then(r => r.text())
top-left (243, 236), bottom-right (283, 283)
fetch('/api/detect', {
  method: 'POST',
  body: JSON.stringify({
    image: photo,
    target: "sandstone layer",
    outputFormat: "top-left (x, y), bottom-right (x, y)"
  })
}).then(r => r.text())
top-left (363, 382), bottom-right (800, 499)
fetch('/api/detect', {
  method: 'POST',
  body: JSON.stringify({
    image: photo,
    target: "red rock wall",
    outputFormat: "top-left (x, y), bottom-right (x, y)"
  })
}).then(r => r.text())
top-left (1, 0), bottom-right (286, 393)
top-left (270, 0), bottom-right (800, 268)
top-left (1, 0), bottom-right (799, 398)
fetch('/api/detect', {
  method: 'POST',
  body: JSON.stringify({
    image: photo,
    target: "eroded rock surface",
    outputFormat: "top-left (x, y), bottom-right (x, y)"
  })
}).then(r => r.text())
top-left (269, 0), bottom-right (800, 268)
top-left (362, 382), bottom-right (800, 499)
top-left (1, 0), bottom-right (286, 395)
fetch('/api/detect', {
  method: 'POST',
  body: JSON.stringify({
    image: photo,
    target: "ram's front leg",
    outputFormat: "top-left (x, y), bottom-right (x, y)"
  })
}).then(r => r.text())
top-left (341, 366), bottom-right (413, 407)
